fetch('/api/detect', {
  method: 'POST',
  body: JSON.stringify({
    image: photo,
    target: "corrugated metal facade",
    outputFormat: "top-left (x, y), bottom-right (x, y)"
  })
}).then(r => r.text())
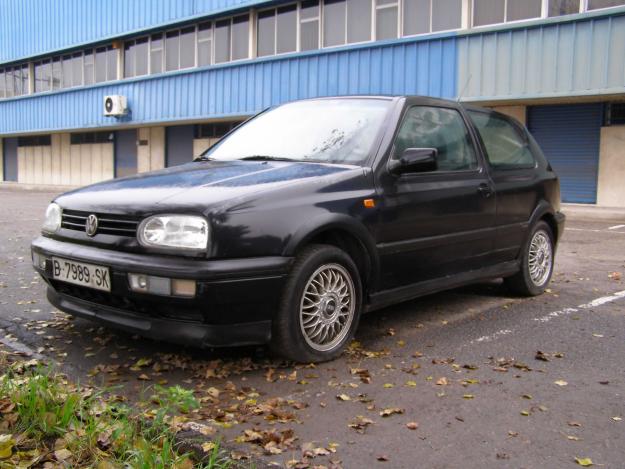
top-left (0, 0), bottom-right (269, 63)
top-left (457, 13), bottom-right (625, 101)
top-left (528, 103), bottom-right (604, 204)
top-left (0, 39), bottom-right (457, 135)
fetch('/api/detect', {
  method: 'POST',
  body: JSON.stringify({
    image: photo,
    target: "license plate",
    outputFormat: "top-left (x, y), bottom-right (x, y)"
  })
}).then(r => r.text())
top-left (51, 257), bottom-right (111, 292)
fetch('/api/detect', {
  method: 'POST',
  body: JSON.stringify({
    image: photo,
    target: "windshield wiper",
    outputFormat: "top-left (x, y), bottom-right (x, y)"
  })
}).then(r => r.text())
top-left (238, 155), bottom-right (295, 162)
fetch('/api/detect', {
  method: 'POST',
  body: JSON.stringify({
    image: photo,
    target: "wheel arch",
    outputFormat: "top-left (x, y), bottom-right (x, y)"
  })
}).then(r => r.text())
top-left (283, 214), bottom-right (380, 297)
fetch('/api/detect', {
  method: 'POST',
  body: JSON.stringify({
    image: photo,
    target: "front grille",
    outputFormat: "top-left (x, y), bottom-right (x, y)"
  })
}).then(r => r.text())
top-left (61, 209), bottom-right (141, 237)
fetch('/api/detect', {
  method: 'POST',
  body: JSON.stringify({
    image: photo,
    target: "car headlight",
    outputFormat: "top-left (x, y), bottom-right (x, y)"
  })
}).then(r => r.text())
top-left (42, 203), bottom-right (62, 233)
top-left (138, 215), bottom-right (209, 251)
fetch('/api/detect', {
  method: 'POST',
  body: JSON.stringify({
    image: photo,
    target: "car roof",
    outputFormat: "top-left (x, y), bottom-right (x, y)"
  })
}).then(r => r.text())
top-left (301, 95), bottom-right (494, 113)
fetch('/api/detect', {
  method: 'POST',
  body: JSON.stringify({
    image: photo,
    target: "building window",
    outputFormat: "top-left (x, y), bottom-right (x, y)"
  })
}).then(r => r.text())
top-left (17, 135), bottom-right (51, 147)
top-left (376, 0), bottom-right (399, 40)
top-left (231, 15), bottom-right (250, 61)
top-left (257, 4), bottom-right (298, 57)
top-left (473, 0), bottom-right (542, 27)
top-left (194, 122), bottom-right (240, 138)
top-left (150, 34), bottom-right (164, 73)
top-left (70, 131), bottom-right (114, 145)
top-left (300, 0), bottom-right (320, 51)
top-left (33, 47), bottom-right (115, 93)
top-left (403, 0), bottom-right (462, 36)
top-left (587, 0), bottom-right (625, 10)
top-left (322, 0), bottom-right (374, 48)
top-left (548, 0), bottom-right (581, 16)
top-left (34, 59), bottom-right (52, 92)
top-left (1, 64), bottom-right (29, 97)
top-left (214, 15), bottom-right (250, 63)
top-left (94, 46), bottom-right (117, 83)
top-left (198, 22), bottom-right (213, 66)
top-left (605, 103), bottom-right (625, 126)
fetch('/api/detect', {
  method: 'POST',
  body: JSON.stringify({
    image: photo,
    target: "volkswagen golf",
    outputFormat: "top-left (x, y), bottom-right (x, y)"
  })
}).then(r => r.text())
top-left (32, 96), bottom-right (565, 362)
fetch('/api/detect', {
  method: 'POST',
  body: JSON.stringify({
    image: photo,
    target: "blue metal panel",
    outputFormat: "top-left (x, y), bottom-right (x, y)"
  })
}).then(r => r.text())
top-left (528, 103), bottom-right (603, 204)
top-left (0, 0), bottom-right (270, 64)
top-left (457, 12), bottom-right (625, 101)
top-left (0, 37), bottom-right (457, 135)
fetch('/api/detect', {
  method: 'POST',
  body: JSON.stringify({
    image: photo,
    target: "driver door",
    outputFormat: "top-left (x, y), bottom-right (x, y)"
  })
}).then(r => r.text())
top-left (375, 104), bottom-right (497, 290)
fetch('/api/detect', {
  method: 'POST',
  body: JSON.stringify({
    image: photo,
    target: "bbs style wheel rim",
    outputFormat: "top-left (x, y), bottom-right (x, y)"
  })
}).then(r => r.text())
top-left (299, 263), bottom-right (356, 352)
top-left (528, 230), bottom-right (553, 287)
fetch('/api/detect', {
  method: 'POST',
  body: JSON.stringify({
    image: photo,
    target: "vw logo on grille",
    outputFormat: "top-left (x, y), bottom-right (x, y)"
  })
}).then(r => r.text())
top-left (85, 214), bottom-right (99, 237)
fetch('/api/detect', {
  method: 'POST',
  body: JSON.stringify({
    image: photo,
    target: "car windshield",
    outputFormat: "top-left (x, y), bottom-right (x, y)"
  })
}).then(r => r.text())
top-left (202, 99), bottom-right (392, 165)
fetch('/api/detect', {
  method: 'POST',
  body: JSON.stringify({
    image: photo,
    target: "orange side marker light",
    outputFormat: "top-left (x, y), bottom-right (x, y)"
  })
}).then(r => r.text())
top-left (363, 199), bottom-right (376, 208)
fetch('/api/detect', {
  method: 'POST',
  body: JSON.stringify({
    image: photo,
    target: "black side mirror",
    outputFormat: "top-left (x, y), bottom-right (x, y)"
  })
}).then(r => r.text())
top-left (389, 148), bottom-right (438, 175)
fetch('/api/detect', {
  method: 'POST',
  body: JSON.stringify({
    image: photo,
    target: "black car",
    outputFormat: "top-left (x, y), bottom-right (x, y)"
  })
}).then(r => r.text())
top-left (32, 96), bottom-right (565, 362)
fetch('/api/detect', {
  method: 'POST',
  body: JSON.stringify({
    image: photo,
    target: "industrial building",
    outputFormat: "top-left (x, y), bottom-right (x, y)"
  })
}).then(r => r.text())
top-left (1, 0), bottom-right (625, 206)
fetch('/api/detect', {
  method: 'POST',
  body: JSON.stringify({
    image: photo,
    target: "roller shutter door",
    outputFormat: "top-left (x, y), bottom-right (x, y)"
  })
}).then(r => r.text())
top-left (528, 103), bottom-right (603, 204)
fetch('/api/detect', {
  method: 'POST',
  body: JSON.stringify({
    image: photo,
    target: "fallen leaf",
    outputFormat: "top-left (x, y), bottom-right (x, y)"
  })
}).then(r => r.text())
top-left (380, 408), bottom-right (404, 417)
top-left (568, 421), bottom-right (582, 427)
top-left (336, 394), bottom-right (351, 401)
top-left (522, 394), bottom-right (533, 400)
top-left (383, 383), bottom-right (394, 389)
top-left (436, 377), bottom-right (448, 386)
top-left (377, 455), bottom-right (389, 461)
top-left (612, 416), bottom-right (622, 421)
top-left (202, 442), bottom-right (217, 453)
top-left (554, 380), bottom-right (568, 386)
top-left (592, 333), bottom-right (604, 338)
top-left (406, 422), bottom-right (419, 430)
top-left (405, 380), bottom-right (417, 387)
top-left (520, 410), bottom-right (530, 416)
top-left (348, 415), bottom-right (375, 433)
top-left (567, 435), bottom-right (581, 441)
top-left (463, 394), bottom-right (474, 399)
top-left (0, 434), bottom-right (14, 459)
top-left (54, 448), bottom-right (72, 461)
top-left (575, 457), bottom-right (593, 466)
top-left (535, 351), bottom-right (550, 362)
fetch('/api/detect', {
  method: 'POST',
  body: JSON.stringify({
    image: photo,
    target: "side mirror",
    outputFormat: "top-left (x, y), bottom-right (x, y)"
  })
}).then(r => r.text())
top-left (389, 148), bottom-right (438, 175)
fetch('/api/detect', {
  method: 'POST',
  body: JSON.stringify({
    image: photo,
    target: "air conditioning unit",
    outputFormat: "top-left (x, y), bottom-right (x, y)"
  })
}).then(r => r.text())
top-left (103, 95), bottom-right (128, 117)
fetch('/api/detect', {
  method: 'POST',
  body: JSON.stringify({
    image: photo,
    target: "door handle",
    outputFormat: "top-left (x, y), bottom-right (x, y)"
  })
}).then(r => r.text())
top-left (477, 184), bottom-right (493, 198)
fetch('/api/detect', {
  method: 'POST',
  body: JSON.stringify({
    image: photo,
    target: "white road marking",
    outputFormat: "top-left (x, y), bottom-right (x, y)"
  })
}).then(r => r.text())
top-left (567, 227), bottom-right (625, 234)
top-left (472, 329), bottom-right (512, 343)
top-left (470, 291), bottom-right (625, 344)
top-left (608, 224), bottom-right (625, 230)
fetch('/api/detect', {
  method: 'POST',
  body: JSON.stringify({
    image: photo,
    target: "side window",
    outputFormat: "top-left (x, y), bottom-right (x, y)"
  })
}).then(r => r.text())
top-left (392, 106), bottom-right (478, 172)
top-left (468, 111), bottom-right (535, 170)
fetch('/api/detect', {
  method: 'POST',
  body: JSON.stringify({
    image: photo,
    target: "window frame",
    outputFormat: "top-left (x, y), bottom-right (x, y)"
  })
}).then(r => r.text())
top-left (388, 104), bottom-right (483, 176)
top-left (374, 0), bottom-right (400, 41)
top-left (467, 109), bottom-right (537, 171)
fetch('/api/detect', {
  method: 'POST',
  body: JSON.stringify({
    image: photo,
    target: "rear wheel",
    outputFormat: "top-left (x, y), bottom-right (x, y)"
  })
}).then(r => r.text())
top-left (271, 244), bottom-right (362, 363)
top-left (505, 220), bottom-right (554, 296)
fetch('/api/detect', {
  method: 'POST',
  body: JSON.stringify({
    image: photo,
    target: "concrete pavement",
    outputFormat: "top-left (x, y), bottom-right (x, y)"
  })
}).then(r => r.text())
top-left (0, 189), bottom-right (624, 468)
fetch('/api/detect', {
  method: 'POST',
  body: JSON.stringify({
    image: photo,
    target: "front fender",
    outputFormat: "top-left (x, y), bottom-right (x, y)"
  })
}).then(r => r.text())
top-left (283, 213), bottom-right (380, 291)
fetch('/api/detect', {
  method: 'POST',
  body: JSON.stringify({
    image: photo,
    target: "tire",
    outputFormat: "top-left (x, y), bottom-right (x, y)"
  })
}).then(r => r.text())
top-left (505, 220), bottom-right (555, 296)
top-left (271, 244), bottom-right (362, 363)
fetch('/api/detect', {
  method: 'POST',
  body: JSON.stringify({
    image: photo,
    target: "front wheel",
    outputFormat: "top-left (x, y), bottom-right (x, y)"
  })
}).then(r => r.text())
top-left (505, 220), bottom-right (555, 296)
top-left (271, 244), bottom-right (362, 363)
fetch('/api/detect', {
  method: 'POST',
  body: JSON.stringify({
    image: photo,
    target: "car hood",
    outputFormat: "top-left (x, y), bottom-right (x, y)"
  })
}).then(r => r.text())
top-left (54, 160), bottom-right (358, 215)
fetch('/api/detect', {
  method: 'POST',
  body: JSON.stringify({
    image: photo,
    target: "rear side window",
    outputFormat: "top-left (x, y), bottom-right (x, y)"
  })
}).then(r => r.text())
top-left (393, 106), bottom-right (478, 172)
top-left (468, 111), bottom-right (535, 170)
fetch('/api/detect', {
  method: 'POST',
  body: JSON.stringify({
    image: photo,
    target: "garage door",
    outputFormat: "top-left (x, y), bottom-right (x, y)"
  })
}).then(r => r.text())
top-left (528, 103), bottom-right (603, 204)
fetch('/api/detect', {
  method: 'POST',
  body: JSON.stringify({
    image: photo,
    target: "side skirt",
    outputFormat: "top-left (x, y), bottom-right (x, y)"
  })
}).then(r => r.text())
top-left (365, 261), bottom-right (520, 313)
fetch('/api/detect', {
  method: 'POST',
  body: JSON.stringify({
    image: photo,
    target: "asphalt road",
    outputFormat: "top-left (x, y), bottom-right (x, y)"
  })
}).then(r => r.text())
top-left (1, 189), bottom-right (624, 469)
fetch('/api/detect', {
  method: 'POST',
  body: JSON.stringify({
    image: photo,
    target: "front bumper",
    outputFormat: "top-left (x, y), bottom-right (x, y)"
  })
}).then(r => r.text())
top-left (31, 236), bottom-right (293, 347)
top-left (555, 211), bottom-right (566, 243)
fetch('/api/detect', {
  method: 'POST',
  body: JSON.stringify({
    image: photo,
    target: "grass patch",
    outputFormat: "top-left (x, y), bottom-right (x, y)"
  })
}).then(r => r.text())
top-left (0, 358), bottom-right (233, 468)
